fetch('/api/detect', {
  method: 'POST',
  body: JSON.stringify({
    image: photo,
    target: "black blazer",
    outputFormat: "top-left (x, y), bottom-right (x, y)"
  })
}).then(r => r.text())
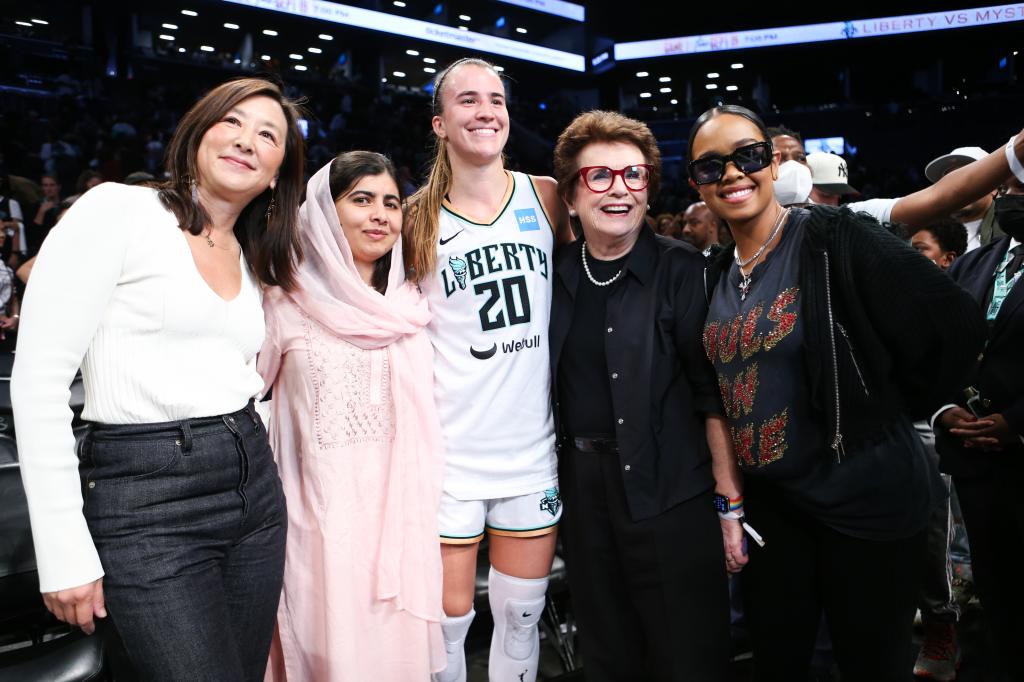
top-left (938, 236), bottom-right (1024, 476)
top-left (549, 228), bottom-right (721, 522)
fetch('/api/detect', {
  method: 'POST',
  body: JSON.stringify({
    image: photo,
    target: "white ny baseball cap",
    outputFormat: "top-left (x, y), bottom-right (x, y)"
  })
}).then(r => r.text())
top-left (806, 152), bottom-right (859, 195)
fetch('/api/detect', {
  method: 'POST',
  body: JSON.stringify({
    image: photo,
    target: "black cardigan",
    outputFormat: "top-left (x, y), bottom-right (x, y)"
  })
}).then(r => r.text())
top-left (706, 205), bottom-right (987, 459)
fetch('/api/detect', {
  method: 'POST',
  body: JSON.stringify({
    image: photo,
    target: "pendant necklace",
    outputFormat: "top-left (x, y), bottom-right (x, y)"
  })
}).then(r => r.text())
top-left (736, 207), bottom-right (789, 300)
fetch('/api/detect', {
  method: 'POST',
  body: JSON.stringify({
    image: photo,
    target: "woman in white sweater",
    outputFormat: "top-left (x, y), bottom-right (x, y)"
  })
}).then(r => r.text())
top-left (11, 78), bottom-right (305, 682)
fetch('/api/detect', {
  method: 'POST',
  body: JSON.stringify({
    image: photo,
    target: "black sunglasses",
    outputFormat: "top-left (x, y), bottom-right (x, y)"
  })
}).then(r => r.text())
top-left (688, 141), bottom-right (774, 185)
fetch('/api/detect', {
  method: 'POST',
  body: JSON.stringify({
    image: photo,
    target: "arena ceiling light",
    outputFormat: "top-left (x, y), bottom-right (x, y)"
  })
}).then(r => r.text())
top-left (636, 71), bottom-right (649, 77)
top-left (616, 4), bottom-right (1024, 60)
top-left (425, 67), bottom-right (437, 73)
top-left (162, 23), bottom-right (178, 29)
top-left (707, 72), bottom-right (719, 78)
top-left (424, 57), bottom-right (436, 63)
top-left (516, 27), bottom-right (528, 33)
top-left (706, 83), bottom-right (718, 89)
top-left (493, 65), bottom-right (505, 71)
top-left (394, 0), bottom-right (406, 5)
top-left (670, 98), bottom-right (678, 104)
top-left (459, 15), bottom-right (472, 21)
top-left (639, 92), bottom-right (652, 98)
top-left (308, 46), bottom-right (322, 53)
top-left (295, 64), bottom-right (307, 71)
top-left (393, 71), bottom-right (406, 77)
top-left (159, 34), bottom-right (175, 40)
top-left (178, 47), bottom-right (186, 52)
top-left (224, 22), bottom-right (240, 29)
top-left (726, 85), bottom-right (739, 91)
top-left (495, 0), bottom-right (584, 22)
top-left (263, 29), bottom-right (278, 36)
top-left (30, 18), bottom-right (48, 25)
top-left (658, 76), bottom-right (671, 82)
top-left (659, 87), bottom-right (671, 93)
top-left (220, 0), bottom-right (584, 71)
top-left (15, 20), bottom-right (32, 26)
top-left (406, 49), bottom-right (419, 56)
top-left (731, 63), bottom-right (744, 69)
top-left (289, 53), bottom-right (303, 59)
top-left (181, 9), bottom-right (198, 16)
top-left (261, 54), bottom-right (271, 60)
top-left (319, 34), bottom-right (333, 40)
top-left (200, 45), bottom-right (215, 51)
top-left (458, 26), bottom-right (469, 31)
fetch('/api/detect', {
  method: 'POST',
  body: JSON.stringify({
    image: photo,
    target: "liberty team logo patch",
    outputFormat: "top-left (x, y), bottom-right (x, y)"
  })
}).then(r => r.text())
top-left (514, 208), bottom-right (540, 231)
top-left (539, 487), bottom-right (561, 517)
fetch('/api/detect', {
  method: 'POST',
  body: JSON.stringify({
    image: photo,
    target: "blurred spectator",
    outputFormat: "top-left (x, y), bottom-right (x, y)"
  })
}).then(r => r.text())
top-left (911, 218), bottom-right (968, 270)
top-left (30, 174), bottom-right (62, 256)
top-left (680, 201), bottom-right (719, 254)
top-left (806, 152), bottom-right (860, 207)
top-left (0, 173), bottom-right (27, 266)
top-left (767, 125), bottom-right (808, 166)
top-left (925, 146), bottom-right (1004, 252)
top-left (74, 169), bottom-right (104, 196)
top-left (123, 171), bottom-right (156, 186)
top-left (653, 212), bottom-right (676, 237)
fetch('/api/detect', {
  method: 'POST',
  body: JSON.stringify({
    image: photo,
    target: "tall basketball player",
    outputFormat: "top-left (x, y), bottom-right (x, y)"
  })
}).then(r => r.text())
top-left (404, 57), bottom-right (571, 682)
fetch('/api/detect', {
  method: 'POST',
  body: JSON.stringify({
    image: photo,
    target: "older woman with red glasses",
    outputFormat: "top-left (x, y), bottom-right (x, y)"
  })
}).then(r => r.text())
top-left (549, 110), bottom-right (741, 681)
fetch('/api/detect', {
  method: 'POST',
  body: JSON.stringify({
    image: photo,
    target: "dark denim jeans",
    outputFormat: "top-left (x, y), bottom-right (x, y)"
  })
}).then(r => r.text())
top-left (80, 401), bottom-right (286, 682)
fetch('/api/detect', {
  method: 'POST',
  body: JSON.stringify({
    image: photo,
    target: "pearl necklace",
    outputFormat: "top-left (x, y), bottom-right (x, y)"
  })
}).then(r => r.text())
top-left (581, 241), bottom-right (623, 286)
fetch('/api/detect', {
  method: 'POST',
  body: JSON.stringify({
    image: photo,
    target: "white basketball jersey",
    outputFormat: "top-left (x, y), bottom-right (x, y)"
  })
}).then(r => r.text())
top-left (423, 171), bottom-right (557, 500)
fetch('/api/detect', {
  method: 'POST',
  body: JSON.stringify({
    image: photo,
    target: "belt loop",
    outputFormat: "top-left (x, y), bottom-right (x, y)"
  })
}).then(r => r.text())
top-left (245, 399), bottom-right (259, 429)
top-left (178, 420), bottom-right (194, 452)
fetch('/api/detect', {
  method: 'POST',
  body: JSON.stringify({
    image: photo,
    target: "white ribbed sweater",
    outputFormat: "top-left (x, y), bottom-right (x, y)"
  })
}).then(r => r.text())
top-left (11, 182), bottom-right (265, 592)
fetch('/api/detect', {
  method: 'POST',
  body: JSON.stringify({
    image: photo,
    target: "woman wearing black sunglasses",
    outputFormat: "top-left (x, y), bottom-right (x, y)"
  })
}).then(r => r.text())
top-left (548, 110), bottom-right (740, 680)
top-left (688, 104), bottom-right (1005, 681)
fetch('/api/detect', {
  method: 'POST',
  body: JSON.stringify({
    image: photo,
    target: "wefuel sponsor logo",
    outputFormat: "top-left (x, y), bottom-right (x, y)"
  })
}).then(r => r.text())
top-left (469, 333), bottom-right (542, 360)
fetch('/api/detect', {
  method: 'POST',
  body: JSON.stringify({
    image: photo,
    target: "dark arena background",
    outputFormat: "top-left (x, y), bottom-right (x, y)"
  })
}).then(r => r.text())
top-left (0, 1), bottom-right (1021, 680)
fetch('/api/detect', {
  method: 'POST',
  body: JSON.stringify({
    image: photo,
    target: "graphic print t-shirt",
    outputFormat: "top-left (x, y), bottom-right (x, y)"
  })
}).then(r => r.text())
top-left (705, 208), bottom-right (936, 540)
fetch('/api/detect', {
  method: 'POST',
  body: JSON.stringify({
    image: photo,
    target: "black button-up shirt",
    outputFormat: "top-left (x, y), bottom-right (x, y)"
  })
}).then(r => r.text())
top-left (550, 227), bottom-right (723, 521)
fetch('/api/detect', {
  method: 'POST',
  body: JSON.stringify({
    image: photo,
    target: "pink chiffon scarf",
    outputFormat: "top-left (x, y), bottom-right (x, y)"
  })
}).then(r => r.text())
top-left (260, 161), bottom-right (444, 624)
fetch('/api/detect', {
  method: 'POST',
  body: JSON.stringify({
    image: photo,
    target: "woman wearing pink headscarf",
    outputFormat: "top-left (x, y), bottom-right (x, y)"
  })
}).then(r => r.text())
top-left (259, 152), bottom-right (445, 680)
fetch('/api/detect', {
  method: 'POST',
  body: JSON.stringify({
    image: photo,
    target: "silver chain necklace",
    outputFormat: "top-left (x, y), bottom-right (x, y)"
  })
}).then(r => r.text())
top-left (736, 207), bottom-right (790, 300)
top-left (581, 241), bottom-right (623, 286)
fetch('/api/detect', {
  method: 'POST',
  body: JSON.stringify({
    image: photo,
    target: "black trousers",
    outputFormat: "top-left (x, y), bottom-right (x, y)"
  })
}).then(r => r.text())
top-left (559, 447), bottom-right (731, 682)
top-left (741, 481), bottom-right (925, 682)
top-left (955, 465), bottom-right (1024, 682)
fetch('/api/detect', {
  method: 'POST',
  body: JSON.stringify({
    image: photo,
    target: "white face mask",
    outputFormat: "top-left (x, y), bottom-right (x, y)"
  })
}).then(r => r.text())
top-left (773, 160), bottom-right (812, 206)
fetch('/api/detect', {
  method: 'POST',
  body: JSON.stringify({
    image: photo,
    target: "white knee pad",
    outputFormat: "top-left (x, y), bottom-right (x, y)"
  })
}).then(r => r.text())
top-left (487, 567), bottom-right (548, 682)
top-left (432, 609), bottom-right (475, 682)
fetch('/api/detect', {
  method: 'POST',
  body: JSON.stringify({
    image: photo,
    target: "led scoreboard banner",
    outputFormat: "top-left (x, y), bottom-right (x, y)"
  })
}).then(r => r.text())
top-left (614, 3), bottom-right (1024, 60)
top-left (220, 0), bottom-right (586, 72)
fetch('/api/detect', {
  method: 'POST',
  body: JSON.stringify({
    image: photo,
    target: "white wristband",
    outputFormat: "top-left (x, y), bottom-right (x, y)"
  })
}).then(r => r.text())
top-left (1007, 135), bottom-right (1024, 183)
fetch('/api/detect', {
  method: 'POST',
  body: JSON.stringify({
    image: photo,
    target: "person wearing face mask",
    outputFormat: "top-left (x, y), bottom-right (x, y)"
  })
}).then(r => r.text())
top-left (259, 152), bottom-right (445, 680)
top-left (925, 146), bottom-right (1005, 252)
top-left (934, 174), bottom-right (1024, 682)
top-left (769, 131), bottom-right (1015, 232)
top-left (689, 104), bottom-right (1001, 681)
